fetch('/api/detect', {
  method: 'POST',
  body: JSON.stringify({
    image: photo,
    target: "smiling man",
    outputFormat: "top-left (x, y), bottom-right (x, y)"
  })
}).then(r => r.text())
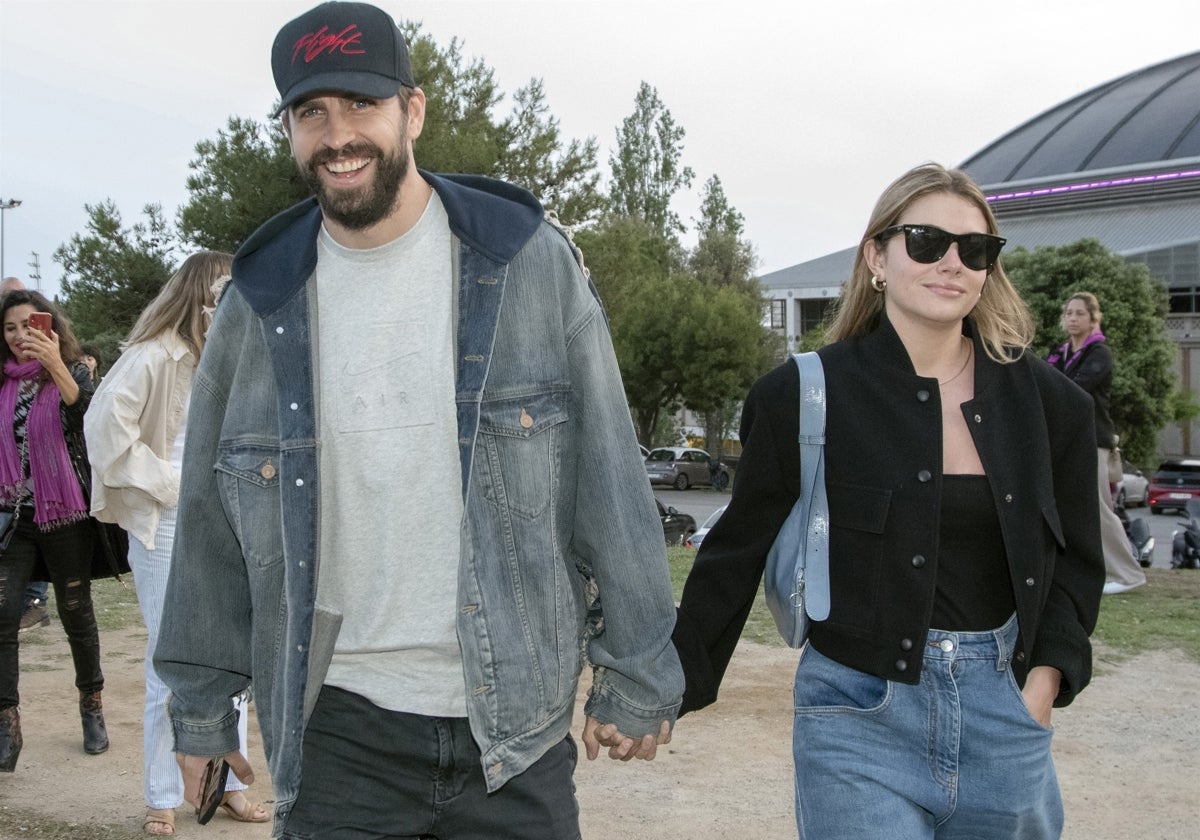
top-left (153, 3), bottom-right (683, 837)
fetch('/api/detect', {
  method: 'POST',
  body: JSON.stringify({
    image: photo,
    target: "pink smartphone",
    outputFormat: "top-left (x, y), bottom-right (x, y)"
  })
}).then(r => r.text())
top-left (28, 312), bottom-right (52, 338)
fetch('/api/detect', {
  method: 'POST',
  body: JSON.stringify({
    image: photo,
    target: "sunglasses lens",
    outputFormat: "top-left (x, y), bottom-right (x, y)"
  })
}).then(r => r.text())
top-left (903, 227), bottom-right (952, 264)
top-left (957, 236), bottom-right (992, 271)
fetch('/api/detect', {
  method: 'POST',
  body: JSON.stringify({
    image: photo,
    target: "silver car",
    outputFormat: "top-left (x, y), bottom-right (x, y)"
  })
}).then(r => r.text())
top-left (644, 446), bottom-right (727, 491)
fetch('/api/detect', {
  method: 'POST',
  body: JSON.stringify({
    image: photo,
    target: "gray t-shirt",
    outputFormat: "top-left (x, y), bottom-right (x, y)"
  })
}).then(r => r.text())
top-left (313, 191), bottom-right (466, 716)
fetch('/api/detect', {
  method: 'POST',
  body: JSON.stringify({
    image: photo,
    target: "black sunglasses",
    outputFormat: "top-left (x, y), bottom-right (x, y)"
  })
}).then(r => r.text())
top-left (877, 224), bottom-right (1006, 271)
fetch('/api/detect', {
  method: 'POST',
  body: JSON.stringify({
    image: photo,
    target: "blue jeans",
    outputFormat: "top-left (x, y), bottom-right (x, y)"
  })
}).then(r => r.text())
top-left (282, 685), bottom-right (581, 839)
top-left (793, 614), bottom-right (1062, 839)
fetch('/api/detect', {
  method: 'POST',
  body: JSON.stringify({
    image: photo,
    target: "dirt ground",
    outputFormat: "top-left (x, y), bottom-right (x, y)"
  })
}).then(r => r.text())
top-left (2, 624), bottom-right (1197, 838)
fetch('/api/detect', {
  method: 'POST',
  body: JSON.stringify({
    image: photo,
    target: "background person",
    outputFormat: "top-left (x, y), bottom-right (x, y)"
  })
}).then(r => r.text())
top-left (154, 3), bottom-right (682, 837)
top-left (1048, 292), bottom-right (1147, 595)
top-left (674, 163), bottom-right (1104, 839)
top-left (86, 251), bottom-right (267, 835)
top-left (0, 291), bottom-right (109, 771)
top-left (0, 277), bottom-right (51, 634)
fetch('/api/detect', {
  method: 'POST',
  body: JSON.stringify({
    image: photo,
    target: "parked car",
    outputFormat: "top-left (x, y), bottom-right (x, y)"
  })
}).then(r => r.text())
top-left (1116, 461), bottom-right (1149, 508)
top-left (645, 446), bottom-right (729, 491)
top-left (657, 498), bottom-right (696, 545)
top-left (686, 504), bottom-right (728, 549)
top-left (1148, 459), bottom-right (1200, 514)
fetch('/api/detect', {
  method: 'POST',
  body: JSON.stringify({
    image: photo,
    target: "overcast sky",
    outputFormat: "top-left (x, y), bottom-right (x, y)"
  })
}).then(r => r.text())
top-left (2, 0), bottom-right (1198, 298)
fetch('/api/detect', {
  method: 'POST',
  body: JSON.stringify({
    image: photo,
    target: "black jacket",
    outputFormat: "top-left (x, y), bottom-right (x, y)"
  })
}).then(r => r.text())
top-left (674, 317), bottom-right (1104, 713)
top-left (1049, 339), bottom-right (1115, 447)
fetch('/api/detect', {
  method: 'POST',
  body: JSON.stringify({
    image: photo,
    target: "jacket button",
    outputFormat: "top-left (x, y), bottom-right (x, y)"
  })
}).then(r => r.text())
top-left (917, 470), bottom-right (932, 482)
top-left (916, 390), bottom-right (930, 402)
top-left (1016, 651), bottom-right (1026, 662)
top-left (1025, 577), bottom-right (1036, 587)
top-left (894, 660), bottom-right (908, 672)
top-left (900, 638), bottom-right (913, 651)
top-left (974, 414), bottom-right (983, 423)
top-left (1005, 494), bottom-right (1013, 503)
top-left (911, 555), bottom-right (926, 568)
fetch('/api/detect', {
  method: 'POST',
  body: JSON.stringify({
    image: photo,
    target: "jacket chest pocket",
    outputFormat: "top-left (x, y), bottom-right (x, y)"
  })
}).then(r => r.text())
top-left (477, 391), bottom-right (568, 521)
top-left (215, 445), bottom-right (284, 568)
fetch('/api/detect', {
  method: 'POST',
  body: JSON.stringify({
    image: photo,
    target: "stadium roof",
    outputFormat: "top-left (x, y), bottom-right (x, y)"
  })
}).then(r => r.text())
top-left (962, 50), bottom-right (1200, 186)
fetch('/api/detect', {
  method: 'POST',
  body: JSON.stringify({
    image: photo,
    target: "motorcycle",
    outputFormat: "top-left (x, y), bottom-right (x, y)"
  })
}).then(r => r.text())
top-left (1116, 501), bottom-right (1155, 568)
top-left (1170, 498), bottom-right (1200, 569)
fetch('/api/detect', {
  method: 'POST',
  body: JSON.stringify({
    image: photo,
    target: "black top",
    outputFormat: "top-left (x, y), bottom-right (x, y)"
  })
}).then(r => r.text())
top-left (1049, 340), bottom-right (1115, 448)
top-left (932, 475), bottom-right (1015, 631)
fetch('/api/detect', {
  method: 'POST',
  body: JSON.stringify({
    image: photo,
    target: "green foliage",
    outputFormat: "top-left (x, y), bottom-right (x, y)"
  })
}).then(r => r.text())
top-left (689, 175), bottom-right (756, 288)
top-left (495, 79), bottom-right (604, 227)
top-left (177, 116), bottom-right (308, 252)
top-left (54, 201), bottom-right (176, 343)
top-left (607, 82), bottom-right (695, 241)
top-left (1005, 239), bottom-right (1178, 464)
top-left (1092, 568), bottom-right (1200, 662)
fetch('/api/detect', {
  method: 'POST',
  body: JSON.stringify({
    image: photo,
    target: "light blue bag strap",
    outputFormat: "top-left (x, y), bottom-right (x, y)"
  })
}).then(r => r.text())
top-left (794, 352), bottom-right (830, 621)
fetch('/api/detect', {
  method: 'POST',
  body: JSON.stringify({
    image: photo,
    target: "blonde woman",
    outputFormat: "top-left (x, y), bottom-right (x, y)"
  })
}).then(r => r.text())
top-left (1048, 292), bottom-right (1147, 594)
top-left (86, 252), bottom-right (268, 835)
top-left (675, 164), bottom-right (1104, 838)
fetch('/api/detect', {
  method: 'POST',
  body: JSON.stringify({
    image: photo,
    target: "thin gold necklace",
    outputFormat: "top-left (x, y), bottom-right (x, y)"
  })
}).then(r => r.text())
top-left (938, 338), bottom-right (973, 387)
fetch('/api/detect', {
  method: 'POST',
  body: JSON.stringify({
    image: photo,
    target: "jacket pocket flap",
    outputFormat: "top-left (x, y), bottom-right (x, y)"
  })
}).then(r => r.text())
top-left (214, 446), bottom-right (281, 488)
top-left (827, 482), bottom-right (891, 534)
top-left (478, 390), bottom-right (568, 438)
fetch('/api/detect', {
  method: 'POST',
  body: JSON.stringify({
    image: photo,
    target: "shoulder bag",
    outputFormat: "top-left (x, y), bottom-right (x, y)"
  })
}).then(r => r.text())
top-left (763, 352), bottom-right (830, 648)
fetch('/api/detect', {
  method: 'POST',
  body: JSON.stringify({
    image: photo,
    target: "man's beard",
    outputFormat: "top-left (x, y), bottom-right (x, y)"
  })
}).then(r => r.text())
top-left (300, 141), bottom-right (409, 231)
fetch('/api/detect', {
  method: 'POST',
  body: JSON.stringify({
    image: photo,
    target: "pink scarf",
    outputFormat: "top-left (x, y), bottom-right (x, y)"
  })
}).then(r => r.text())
top-left (0, 358), bottom-right (88, 528)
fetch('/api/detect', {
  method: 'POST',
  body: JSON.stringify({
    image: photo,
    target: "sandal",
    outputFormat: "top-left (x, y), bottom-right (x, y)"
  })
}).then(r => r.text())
top-left (219, 790), bottom-right (271, 823)
top-left (144, 808), bottom-right (175, 836)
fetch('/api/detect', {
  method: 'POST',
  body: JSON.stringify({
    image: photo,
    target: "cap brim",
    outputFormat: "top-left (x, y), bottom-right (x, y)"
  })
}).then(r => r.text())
top-left (275, 72), bottom-right (403, 117)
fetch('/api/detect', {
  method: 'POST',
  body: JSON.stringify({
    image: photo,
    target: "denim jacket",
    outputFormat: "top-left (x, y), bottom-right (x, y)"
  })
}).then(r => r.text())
top-left (154, 172), bottom-right (683, 829)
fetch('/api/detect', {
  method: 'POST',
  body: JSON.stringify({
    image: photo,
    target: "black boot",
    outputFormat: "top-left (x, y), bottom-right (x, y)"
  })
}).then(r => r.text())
top-left (0, 705), bottom-right (21, 771)
top-left (79, 690), bottom-right (108, 755)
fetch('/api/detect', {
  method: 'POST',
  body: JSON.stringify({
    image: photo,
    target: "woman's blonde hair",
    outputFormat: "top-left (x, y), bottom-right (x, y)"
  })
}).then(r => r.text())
top-left (825, 163), bottom-right (1034, 363)
top-left (124, 251), bottom-right (232, 357)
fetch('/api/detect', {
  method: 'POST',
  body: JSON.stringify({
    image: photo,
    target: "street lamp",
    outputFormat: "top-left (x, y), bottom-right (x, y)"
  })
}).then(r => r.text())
top-left (0, 198), bottom-right (22, 279)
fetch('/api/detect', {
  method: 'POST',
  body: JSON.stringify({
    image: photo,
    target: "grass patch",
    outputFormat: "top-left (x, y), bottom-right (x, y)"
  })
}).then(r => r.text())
top-left (670, 549), bottom-right (1200, 661)
top-left (91, 576), bottom-right (142, 632)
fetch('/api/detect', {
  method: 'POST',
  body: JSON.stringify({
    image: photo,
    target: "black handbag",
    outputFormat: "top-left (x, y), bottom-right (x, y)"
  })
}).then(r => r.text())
top-left (0, 508), bottom-right (17, 552)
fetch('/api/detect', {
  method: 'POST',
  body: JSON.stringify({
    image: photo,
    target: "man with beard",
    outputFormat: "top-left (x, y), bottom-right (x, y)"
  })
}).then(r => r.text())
top-left (154, 3), bottom-right (683, 837)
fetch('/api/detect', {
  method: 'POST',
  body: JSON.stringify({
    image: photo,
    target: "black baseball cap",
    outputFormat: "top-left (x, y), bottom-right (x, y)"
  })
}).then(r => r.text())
top-left (272, 2), bottom-right (415, 117)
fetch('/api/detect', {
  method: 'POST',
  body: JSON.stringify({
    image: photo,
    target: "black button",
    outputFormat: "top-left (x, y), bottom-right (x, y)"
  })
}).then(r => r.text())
top-left (900, 638), bottom-right (913, 651)
top-left (916, 390), bottom-right (930, 402)
top-left (917, 470), bottom-right (932, 482)
top-left (895, 660), bottom-right (908, 672)
top-left (911, 555), bottom-right (926, 568)
top-left (1015, 651), bottom-right (1026, 662)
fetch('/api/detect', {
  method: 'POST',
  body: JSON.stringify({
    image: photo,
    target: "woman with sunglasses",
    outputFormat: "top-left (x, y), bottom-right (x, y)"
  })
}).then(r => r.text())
top-left (674, 163), bottom-right (1103, 838)
top-left (1048, 292), bottom-right (1146, 596)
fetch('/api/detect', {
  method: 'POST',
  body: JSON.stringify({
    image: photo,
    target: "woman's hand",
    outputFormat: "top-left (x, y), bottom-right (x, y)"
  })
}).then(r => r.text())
top-left (1021, 665), bottom-right (1062, 728)
top-left (17, 325), bottom-right (60, 366)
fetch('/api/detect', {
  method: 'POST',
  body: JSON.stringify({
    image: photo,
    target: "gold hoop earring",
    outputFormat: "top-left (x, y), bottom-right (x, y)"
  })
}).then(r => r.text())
top-left (870, 275), bottom-right (886, 293)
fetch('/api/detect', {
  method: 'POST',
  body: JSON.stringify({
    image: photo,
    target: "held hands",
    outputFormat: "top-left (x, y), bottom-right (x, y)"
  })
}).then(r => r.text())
top-left (177, 750), bottom-right (255, 810)
top-left (582, 717), bottom-right (672, 762)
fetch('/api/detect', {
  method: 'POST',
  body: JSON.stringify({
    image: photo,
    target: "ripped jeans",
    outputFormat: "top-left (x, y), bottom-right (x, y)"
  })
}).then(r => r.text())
top-left (0, 515), bottom-right (103, 708)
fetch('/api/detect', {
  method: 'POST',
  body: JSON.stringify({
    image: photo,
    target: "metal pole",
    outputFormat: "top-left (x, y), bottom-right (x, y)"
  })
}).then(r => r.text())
top-left (0, 199), bottom-right (23, 278)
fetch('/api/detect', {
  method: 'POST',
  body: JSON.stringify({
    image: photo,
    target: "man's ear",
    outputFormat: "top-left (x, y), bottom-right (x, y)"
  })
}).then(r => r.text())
top-left (405, 87), bottom-right (427, 142)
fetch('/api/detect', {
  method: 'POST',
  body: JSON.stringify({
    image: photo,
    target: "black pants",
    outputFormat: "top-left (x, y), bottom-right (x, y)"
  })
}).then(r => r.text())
top-left (0, 516), bottom-right (103, 708)
top-left (283, 685), bottom-right (581, 840)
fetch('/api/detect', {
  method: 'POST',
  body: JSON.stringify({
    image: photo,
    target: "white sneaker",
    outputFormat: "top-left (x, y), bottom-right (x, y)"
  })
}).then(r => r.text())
top-left (1102, 580), bottom-right (1146, 595)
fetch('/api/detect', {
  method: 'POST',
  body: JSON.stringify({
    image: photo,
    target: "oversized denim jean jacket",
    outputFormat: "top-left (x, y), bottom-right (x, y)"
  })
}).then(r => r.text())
top-left (154, 172), bottom-right (684, 831)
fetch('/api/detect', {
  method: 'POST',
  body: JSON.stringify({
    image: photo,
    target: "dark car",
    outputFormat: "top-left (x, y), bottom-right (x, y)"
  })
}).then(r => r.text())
top-left (1148, 459), bottom-right (1200, 514)
top-left (657, 498), bottom-right (696, 545)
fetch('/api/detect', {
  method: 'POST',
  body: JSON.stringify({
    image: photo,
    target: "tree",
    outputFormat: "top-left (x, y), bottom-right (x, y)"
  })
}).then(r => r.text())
top-left (495, 79), bottom-right (604, 227)
top-left (177, 116), bottom-right (308, 253)
top-left (54, 201), bottom-right (177, 344)
top-left (1005, 239), bottom-right (1177, 464)
top-left (607, 82), bottom-right (694, 242)
top-left (689, 175), bottom-right (755, 288)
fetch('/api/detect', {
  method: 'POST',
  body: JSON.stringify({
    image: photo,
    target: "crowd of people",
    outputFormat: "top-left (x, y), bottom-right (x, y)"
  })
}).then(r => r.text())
top-left (0, 2), bottom-right (1152, 838)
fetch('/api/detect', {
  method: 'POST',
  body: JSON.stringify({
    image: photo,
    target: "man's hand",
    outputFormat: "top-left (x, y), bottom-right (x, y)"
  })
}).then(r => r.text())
top-left (582, 717), bottom-right (672, 762)
top-left (177, 751), bottom-right (256, 809)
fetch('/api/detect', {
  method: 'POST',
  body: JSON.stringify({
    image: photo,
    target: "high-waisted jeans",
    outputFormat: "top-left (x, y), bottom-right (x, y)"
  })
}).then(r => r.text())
top-left (0, 516), bottom-right (103, 708)
top-left (793, 614), bottom-right (1062, 839)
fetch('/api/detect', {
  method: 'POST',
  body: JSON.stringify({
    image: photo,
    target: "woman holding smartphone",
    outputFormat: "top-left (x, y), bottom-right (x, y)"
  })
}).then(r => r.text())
top-left (0, 290), bottom-right (108, 771)
top-left (85, 252), bottom-right (268, 835)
